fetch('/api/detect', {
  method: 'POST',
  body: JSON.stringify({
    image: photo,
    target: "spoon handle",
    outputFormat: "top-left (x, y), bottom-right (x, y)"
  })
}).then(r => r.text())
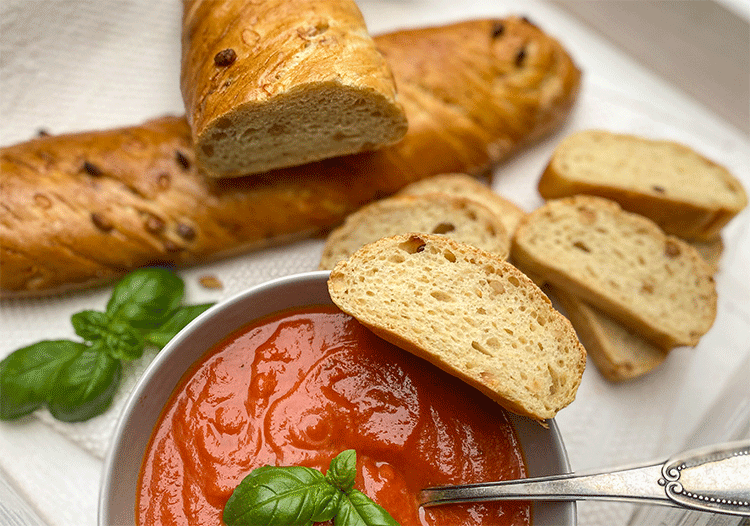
top-left (419, 439), bottom-right (750, 517)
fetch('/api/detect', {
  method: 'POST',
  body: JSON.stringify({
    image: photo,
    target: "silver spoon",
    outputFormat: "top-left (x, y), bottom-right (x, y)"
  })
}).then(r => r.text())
top-left (420, 439), bottom-right (750, 517)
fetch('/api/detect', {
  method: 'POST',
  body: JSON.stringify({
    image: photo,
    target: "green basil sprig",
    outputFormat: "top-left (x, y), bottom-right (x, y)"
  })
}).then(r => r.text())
top-left (0, 268), bottom-right (213, 422)
top-left (223, 450), bottom-right (401, 526)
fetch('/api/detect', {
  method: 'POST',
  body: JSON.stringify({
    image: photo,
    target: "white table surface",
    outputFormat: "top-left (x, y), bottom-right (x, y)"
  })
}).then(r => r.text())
top-left (1, 1), bottom-right (748, 525)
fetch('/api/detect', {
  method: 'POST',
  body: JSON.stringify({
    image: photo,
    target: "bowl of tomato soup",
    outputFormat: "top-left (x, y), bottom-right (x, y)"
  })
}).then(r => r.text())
top-left (99, 270), bottom-right (575, 526)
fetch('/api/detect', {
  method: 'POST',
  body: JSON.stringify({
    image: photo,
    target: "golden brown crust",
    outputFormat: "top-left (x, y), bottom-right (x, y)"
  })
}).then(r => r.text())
top-left (181, 0), bottom-right (408, 177)
top-left (0, 18), bottom-right (581, 297)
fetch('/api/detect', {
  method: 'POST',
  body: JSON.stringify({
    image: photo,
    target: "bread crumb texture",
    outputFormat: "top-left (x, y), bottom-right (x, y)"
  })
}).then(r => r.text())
top-left (319, 193), bottom-right (510, 269)
top-left (182, 0), bottom-right (408, 177)
top-left (512, 196), bottom-right (717, 349)
top-left (328, 233), bottom-right (586, 421)
top-left (538, 130), bottom-right (747, 239)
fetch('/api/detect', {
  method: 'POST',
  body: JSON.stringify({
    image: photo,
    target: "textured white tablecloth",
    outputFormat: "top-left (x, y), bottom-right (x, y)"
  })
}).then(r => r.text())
top-left (1, 1), bottom-right (748, 525)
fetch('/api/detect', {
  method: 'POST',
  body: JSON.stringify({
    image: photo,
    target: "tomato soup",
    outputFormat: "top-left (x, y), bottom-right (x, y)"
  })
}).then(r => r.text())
top-left (137, 306), bottom-right (530, 525)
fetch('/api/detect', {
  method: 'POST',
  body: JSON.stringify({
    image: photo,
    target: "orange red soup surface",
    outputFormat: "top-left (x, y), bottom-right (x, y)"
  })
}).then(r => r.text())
top-left (137, 306), bottom-right (530, 526)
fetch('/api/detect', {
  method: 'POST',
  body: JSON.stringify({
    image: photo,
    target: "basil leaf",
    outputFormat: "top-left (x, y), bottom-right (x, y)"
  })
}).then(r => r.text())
top-left (223, 465), bottom-right (340, 526)
top-left (71, 310), bottom-right (110, 342)
top-left (0, 341), bottom-right (83, 420)
top-left (326, 450), bottom-right (357, 494)
top-left (101, 320), bottom-right (145, 361)
top-left (72, 311), bottom-right (144, 361)
top-left (144, 303), bottom-right (214, 349)
top-left (46, 349), bottom-right (121, 422)
top-left (106, 268), bottom-right (184, 330)
top-left (335, 490), bottom-right (400, 526)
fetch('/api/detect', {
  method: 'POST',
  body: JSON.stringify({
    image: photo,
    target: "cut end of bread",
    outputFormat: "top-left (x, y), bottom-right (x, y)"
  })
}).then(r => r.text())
top-left (398, 173), bottom-right (528, 237)
top-left (196, 83), bottom-right (408, 177)
top-left (328, 233), bottom-right (586, 421)
top-left (538, 130), bottom-right (748, 239)
top-left (319, 193), bottom-right (510, 270)
top-left (512, 195), bottom-right (718, 350)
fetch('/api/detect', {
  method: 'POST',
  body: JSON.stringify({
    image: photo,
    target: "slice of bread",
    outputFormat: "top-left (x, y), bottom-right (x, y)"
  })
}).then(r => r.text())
top-left (328, 233), bottom-right (587, 421)
top-left (512, 196), bottom-right (717, 350)
top-left (398, 173), bottom-right (527, 238)
top-left (537, 130), bottom-right (747, 240)
top-left (688, 236), bottom-right (724, 273)
top-left (549, 286), bottom-right (668, 382)
top-left (319, 194), bottom-right (509, 270)
top-left (547, 235), bottom-right (721, 382)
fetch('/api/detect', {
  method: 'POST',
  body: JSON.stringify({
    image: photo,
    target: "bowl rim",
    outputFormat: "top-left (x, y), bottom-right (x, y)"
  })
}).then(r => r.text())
top-left (98, 270), bottom-right (575, 525)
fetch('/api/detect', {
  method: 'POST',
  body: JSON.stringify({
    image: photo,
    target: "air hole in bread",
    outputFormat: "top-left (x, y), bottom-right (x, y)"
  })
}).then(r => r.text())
top-left (215, 117), bottom-right (233, 129)
top-left (397, 236), bottom-right (426, 254)
top-left (388, 254), bottom-right (405, 263)
top-left (241, 127), bottom-right (261, 140)
top-left (547, 365), bottom-right (560, 395)
top-left (201, 144), bottom-right (214, 157)
top-left (471, 340), bottom-right (493, 356)
top-left (431, 222), bottom-right (456, 234)
top-left (508, 276), bottom-right (520, 287)
top-left (442, 249), bottom-right (456, 262)
top-left (572, 240), bottom-right (590, 253)
top-left (430, 291), bottom-right (453, 302)
top-left (268, 123), bottom-right (287, 136)
top-left (488, 280), bottom-right (505, 295)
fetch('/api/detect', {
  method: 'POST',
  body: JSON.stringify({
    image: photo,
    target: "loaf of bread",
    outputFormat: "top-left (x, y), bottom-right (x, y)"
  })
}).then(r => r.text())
top-left (327, 233), bottom-right (586, 420)
top-left (0, 18), bottom-right (581, 297)
top-left (398, 173), bottom-right (527, 240)
top-left (549, 286), bottom-right (668, 382)
top-left (181, 0), bottom-right (407, 177)
top-left (319, 193), bottom-right (509, 269)
top-left (512, 196), bottom-right (717, 350)
top-left (537, 130), bottom-right (747, 240)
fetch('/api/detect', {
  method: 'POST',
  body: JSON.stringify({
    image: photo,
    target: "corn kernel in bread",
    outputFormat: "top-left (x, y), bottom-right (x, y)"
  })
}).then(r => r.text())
top-left (328, 233), bottom-right (586, 421)
top-left (512, 196), bottom-right (717, 350)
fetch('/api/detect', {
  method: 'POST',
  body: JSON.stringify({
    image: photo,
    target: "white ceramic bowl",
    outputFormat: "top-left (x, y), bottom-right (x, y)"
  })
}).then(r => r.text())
top-left (99, 270), bottom-right (575, 525)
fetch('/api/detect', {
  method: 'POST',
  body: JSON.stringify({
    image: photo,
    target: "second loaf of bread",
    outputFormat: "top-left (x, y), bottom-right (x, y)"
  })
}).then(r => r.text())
top-left (1, 18), bottom-right (581, 297)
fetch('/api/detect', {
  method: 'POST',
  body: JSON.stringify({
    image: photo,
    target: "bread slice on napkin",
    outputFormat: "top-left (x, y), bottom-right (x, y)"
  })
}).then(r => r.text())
top-left (537, 130), bottom-right (747, 240)
top-left (319, 193), bottom-right (510, 269)
top-left (181, 0), bottom-right (408, 177)
top-left (328, 233), bottom-right (586, 421)
top-left (398, 173), bottom-right (527, 241)
top-left (512, 195), bottom-right (717, 350)
top-left (544, 235), bottom-right (721, 382)
top-left (549, 286), bottom-right (668, 382)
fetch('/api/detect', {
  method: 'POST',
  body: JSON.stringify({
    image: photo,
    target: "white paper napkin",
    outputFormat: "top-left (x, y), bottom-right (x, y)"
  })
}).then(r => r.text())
top-left (2, 2), bottom-right (749, 526)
